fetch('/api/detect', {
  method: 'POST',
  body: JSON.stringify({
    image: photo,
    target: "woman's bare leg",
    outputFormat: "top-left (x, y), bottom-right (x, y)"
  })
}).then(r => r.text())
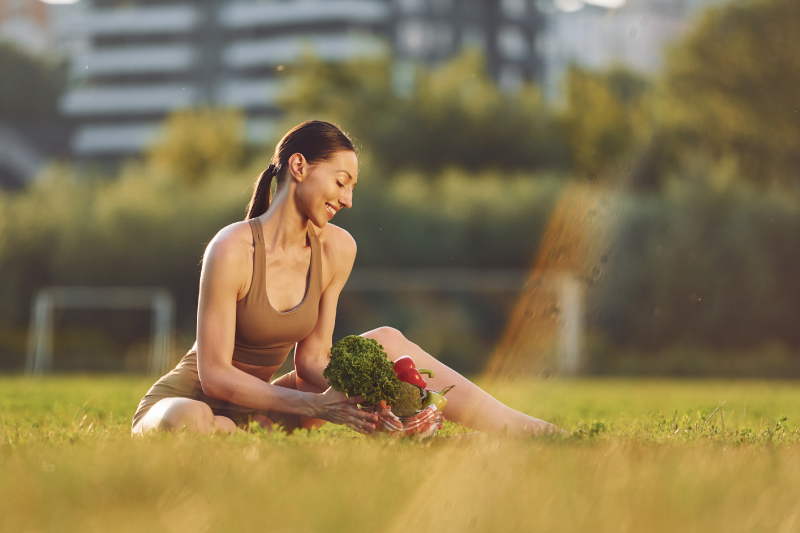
top-left (270, 370), bottom-right (327, 432)
top-left (361, 327), bottom-right (562, 436)
top-left (133, 397), bottom-right (238, 435)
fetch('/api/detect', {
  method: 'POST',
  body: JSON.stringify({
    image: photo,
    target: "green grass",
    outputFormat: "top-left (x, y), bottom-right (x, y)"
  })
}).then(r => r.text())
top-left (1, 375), bottom-right (799, 532)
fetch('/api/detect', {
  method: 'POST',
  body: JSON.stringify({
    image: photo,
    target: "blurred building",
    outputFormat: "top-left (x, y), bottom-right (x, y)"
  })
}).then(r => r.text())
top-left (537, 0), bottom-right (726, 98)
top-left (0, 0), bottom-right (78, 188)
top-left (393, 0), bottom-right (545, 91)
top-left (0, 0), bottom-right (50, 53)
top-left (58, 0), bottom-right (545, 162)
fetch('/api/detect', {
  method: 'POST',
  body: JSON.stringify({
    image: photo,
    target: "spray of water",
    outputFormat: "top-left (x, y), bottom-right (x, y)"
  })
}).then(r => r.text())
top-left (485, 169), bottom-right (633, 381)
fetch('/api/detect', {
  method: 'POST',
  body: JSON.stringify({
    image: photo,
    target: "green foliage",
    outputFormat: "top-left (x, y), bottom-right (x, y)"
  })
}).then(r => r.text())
top-left (392, 382), bottom-right (425, 416)
top-left (144, 107), bottom-right (245, 186)
top-left (0, 162), bottom-right (253, 332)
top-left (560, 66), bottom-right (653, 177)
top-left (278, 50), bottom-right (566, 173)
top-left (323, 335), bottom-right (400, 406)
top-left (337, 169), bottom-right (563, 268)
top-left (0, 151), bottom-right (563, 371)
top-left (0, 42), bottom-right (66, 122)
top-left (662, 0), bottom-right (800, 186)
top-left (589, 176), bottom-right (800, 353)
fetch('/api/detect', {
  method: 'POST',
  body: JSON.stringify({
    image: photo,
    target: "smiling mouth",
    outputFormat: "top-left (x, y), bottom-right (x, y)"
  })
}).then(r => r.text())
top-left (326, 203), bottom-right (337, 217)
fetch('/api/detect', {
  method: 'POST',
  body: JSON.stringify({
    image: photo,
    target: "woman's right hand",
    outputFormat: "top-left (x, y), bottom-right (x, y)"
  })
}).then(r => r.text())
top-left (314, 388), bottom-right (378, 435)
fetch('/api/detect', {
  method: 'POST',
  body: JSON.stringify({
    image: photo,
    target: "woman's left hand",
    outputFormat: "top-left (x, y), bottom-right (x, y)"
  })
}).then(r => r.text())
top-left (313, 388), bottom-right (378, 435)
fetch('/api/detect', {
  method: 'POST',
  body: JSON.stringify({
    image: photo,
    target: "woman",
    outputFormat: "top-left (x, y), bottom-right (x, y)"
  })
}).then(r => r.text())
top-left (132, 120), bottom-right (561, 437)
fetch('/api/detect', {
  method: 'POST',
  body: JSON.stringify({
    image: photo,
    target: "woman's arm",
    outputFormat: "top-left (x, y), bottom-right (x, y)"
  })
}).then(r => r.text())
top-left (195, 225), bottom-right (375, 432)
top-left (294, 227), bottom-right (357, 390)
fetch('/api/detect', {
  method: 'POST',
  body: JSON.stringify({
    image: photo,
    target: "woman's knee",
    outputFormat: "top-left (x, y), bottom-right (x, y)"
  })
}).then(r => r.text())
top-left (146, 398), bottom-right (216, 434)
top-left (212, 415), bottom-right (239, 433)
top-left (362, 326), bottom-right (406, 351)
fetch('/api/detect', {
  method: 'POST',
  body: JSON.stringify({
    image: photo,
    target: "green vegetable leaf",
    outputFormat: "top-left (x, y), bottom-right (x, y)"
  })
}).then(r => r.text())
top-left (323, 335), bottom-right (400, 406)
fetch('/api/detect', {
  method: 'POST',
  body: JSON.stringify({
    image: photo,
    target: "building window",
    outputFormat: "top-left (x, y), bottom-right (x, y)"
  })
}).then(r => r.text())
top-left (535, 33), bottom-right (555, 56)
top-left (430, 0), bottom-right (453, 14)
top-left (535, 0), bottom-right (557, 14)
top-left (391, 60), bottom-right (415, 97)
top-left (553, 0), bottom-right (585, 13)
top-left (498, 25), bottom-right (528, 60)
top-left (499, 64), bottom-right (524, 92)
top-left (461, 26), bottom-right (486, 52)
top-left (501, 0), bottom-right (527, 19)
top-left (398, 19), bottom-right (427, 55)
top-left (434, 22), bottom-right (454, 54)
top-left (396, 0), bottom-right (426, 15)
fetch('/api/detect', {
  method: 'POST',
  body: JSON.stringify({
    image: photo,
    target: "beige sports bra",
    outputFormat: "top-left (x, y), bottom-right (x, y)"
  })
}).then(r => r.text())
top-left (229, 218), bottom-right (323, 367)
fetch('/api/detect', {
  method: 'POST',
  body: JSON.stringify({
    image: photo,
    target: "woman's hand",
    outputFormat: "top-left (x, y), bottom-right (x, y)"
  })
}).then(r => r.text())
top-left (314, 388), bottom-right (378, 435)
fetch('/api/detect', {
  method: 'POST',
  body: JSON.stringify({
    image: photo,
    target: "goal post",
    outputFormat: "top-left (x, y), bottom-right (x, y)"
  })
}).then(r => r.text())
top-left (26, 287), bottom-right (174, 376)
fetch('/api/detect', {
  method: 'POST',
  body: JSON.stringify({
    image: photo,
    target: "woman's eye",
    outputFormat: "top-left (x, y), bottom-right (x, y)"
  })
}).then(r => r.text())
top-left (337, 182), bottom-right (344, 188)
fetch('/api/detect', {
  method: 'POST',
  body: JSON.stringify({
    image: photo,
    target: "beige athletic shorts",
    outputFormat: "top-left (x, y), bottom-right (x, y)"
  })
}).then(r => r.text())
top-left (131, 350), bottom-right (269, 431)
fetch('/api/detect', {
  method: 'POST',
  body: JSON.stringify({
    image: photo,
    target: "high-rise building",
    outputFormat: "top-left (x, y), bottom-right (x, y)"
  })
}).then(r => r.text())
top-left (58, 0), bottom-right (545, 162)
top-left (537, 0), bottom-right (726, 98)
top-left (0, 0), bottom-right (51, 54)
top-left (0, 0), bottom-right (78, 189)
top-left (392, 0), bottom-right (544, 90)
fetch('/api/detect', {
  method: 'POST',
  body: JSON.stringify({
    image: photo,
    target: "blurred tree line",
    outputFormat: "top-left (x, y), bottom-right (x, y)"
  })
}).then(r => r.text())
top-left (0, 42), bottom-right (66, 122)
top-left (1, 0), bottom-right (799, 374)
top-left (277, 50), bottom-right (567, 174)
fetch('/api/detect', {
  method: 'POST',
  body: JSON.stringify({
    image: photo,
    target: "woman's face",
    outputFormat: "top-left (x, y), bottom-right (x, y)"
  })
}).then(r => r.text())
top-left (295, 150), bottom-right (358, 228)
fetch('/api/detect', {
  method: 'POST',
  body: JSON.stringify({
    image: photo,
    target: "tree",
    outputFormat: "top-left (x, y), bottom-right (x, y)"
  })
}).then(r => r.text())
top-left (145, 107), bottom-right (245, 186)
top-left (0, 42), bottom-right (65, 122)
top-left (559, 66), bottom-right (653, 178)
top-left (278, 50), bottom-right (566, 175)
top-left (663, 0), bottom-right (800, 187)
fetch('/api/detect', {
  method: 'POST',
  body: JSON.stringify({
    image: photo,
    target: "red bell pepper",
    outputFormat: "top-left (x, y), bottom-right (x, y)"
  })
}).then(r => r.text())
top-left (393, 355), bottom-right (416, 375)
top-left (397, 368), bottom-right (434, 389)
top-left (393, 355), bottom-right (435, 388)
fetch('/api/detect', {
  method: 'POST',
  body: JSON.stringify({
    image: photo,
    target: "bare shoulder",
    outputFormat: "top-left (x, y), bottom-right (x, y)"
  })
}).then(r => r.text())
top-left (202, 220), bottom-right (253, 284)
top-left (315, 223), bottom-right (357, 281)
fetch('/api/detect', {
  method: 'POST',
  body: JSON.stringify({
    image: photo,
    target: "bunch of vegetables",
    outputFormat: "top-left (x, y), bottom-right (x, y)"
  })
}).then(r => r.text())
top-left (323, 336), bottom-right (455, 438)
top-left (323, 335), bottom-right (400, 407)
top-left (378, 356), bottom-right (455, 437)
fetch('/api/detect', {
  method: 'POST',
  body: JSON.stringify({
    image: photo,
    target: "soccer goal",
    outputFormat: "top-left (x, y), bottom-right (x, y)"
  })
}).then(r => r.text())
top-left (26, 287), bottom-right (174, 376)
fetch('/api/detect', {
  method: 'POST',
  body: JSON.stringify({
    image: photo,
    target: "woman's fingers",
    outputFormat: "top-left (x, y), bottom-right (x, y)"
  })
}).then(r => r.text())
top-left (346, 421), bottom-right (370, 435)
top-left (318, 390), bottom-right (377, 432)
top-left (357, 411), bottom-right (379, 424)
top-left (350, 415), bottom-right (374, 432)
top-left (351, 415), bottom-right (373, 430)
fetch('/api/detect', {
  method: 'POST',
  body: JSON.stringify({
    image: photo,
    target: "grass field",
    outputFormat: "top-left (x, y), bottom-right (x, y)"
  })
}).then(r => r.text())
top-left (1, 375), bottom-right (799, 532)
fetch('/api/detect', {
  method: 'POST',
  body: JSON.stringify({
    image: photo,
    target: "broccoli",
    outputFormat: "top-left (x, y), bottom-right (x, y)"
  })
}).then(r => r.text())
top-left (391, 382), bottom-right (425, 417)
top-left (323, 335), bottom-right (400, 407)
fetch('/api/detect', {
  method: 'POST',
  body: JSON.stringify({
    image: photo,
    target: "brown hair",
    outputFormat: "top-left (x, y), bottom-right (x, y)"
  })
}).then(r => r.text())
top-left (245, 120), bottom-right (356, 220)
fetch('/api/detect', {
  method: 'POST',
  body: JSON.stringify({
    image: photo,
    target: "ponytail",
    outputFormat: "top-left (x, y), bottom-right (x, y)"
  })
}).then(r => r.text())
top-left (245, 163), bottom-right (280, 220)
top-left (244, 120), bottom-right (356, 221)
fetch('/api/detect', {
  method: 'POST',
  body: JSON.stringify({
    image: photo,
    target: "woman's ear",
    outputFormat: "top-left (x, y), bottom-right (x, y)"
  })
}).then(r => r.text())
top-left (287, 153), bottom-right (308, 182)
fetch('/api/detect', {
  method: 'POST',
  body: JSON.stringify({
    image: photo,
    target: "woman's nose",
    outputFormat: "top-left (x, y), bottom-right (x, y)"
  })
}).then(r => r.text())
top-left (340, 188), bottom-right (353, 209)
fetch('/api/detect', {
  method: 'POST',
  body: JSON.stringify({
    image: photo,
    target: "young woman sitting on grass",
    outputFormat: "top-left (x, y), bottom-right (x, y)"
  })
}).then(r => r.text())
top-left (131, 120), bottom-right (561, 437)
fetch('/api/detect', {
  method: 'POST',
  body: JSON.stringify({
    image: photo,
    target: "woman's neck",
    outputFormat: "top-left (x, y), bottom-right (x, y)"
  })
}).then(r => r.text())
top-left (258, 186), bottom-right (308, 252)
